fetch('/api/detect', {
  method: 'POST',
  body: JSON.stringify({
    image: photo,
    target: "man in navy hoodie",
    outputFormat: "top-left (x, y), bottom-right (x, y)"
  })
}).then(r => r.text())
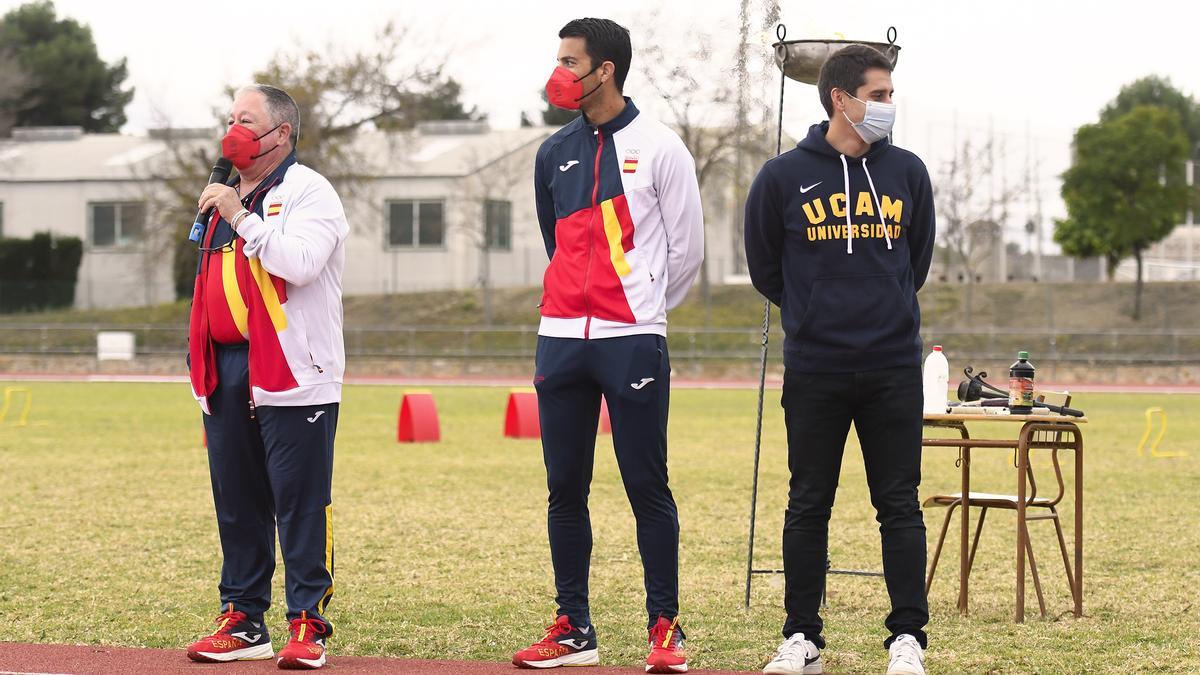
top-left (744, 45), bottom-right (934, 675)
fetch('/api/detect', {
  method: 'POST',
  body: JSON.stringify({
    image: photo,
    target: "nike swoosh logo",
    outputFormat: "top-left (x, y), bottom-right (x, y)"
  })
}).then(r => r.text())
top-left (559, 160), bottom-right (580, 172)
top-left (307, 411), bottom-right (325, 423)
top-left (799, 182), bottom-right (822, 193)
top-left (231, 631), bottom-right (262, 643)
top-left (630, 377), bottom-right (655, 390)
top-left (558, 638), bottom-right (590, 650)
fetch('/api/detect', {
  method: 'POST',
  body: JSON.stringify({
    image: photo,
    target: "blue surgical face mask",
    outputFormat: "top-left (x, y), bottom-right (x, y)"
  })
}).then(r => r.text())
top-left (841, 91), bottom-right (896, 144)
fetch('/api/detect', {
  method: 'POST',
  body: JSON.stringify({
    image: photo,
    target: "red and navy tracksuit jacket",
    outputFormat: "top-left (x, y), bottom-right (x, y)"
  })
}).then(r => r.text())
top-left (534, 98), bottom-right (704, 339)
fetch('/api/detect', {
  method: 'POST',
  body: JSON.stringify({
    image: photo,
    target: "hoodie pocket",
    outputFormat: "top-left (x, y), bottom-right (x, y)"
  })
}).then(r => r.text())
top-left (794, 274), bottom-right (915, 355)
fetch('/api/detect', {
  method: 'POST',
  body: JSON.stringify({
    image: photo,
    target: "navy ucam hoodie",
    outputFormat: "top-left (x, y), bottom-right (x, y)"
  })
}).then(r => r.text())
top-left (744, 121), bottom-right (935, 373)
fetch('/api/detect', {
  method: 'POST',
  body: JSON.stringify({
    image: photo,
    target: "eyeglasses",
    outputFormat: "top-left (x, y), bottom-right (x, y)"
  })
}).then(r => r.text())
top-left (198, 236), bottom-right (238, 253)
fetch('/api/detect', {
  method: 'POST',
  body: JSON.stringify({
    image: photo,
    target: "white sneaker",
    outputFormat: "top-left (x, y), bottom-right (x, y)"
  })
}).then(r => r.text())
top-left (886, 634), bottom-right (925, 675)
top-left (763, 633), bottom-right (822, 674)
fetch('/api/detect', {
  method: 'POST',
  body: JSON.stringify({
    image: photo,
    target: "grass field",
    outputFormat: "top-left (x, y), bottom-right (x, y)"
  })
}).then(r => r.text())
top-left (1, 382), bottom-right (1198, 673)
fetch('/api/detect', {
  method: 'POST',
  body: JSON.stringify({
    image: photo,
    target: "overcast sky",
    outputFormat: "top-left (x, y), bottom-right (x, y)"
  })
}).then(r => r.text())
top-left (5, 0), bottom-right (1198, 252)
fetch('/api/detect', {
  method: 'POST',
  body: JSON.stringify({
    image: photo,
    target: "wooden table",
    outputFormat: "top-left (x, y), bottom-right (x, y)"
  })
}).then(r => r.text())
top-left (923, 412), bottom-right (1086, 622)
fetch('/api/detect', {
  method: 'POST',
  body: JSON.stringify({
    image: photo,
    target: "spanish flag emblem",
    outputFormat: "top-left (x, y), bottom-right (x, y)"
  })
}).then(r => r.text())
top-left (622, 154), bottom-right (639, 174)
top-left (267, 202), bottom-right (283, 217)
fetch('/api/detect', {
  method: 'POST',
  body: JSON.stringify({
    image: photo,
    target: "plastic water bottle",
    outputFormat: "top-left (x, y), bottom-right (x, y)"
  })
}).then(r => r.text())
top-left (922, 345), bottom-right (949, 414)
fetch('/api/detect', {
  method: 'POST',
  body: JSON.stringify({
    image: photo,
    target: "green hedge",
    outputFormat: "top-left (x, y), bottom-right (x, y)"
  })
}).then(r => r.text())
top-left (0, 232), bottom-right (84, 312)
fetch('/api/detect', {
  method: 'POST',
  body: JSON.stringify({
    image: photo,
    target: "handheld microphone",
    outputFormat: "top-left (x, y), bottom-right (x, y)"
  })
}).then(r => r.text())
top-left (188, 157), bottom-right (235, 243)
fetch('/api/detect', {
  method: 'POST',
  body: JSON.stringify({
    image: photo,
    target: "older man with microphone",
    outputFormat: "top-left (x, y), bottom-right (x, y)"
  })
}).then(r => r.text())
top-left (184, 83), bottom-right (348, 671)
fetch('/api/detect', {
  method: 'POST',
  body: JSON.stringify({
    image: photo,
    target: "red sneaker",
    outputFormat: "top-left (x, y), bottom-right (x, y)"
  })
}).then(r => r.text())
top-left (186, 603), bottom-right (273, 662)
top-left (512, 614), bottom-right (599, 669)
top-left (276, 611), bottom-right (328, 670)
top-left (646, 616), bottom-right (687, 673)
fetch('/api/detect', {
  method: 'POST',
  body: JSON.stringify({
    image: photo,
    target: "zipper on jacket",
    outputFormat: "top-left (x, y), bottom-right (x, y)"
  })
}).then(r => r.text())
top-left (583, 126), bottom-right (603, 339)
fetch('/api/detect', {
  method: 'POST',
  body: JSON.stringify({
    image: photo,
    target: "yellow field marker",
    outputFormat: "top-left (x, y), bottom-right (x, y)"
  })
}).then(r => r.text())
top-left (0, 387), bottom-right (33, 427)
top-left (1137, 407), bottom-right (1187, 458)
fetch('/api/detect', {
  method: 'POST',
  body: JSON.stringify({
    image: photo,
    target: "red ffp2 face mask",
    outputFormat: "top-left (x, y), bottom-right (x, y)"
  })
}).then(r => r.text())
top-left (221, 123), bottom-right (283, 170)
top-left (545, 65), bottom-right (602, 110)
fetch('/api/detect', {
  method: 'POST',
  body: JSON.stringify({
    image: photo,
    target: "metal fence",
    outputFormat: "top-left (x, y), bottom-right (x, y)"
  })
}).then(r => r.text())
top-left (3, 323), bottom-right (1200, 364)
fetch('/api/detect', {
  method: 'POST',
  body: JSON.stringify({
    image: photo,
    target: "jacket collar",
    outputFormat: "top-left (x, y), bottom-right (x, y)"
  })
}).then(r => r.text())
top-left (238, 151), bottom-right (298, 208)
top-left (194, 152), bottom-right (299, 275)
top-left (584, 97), bottom-right (639, 135)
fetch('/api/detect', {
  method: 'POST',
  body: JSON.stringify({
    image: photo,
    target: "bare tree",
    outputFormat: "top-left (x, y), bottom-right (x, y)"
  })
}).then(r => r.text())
top-left (237, 23), bottom-right (462, 180)
top-left (935, 137), bottom-right (1020, 317)
top-left (733, 0), bottom-right (781, 277)
top-left (637, 19), bottom-right (773, 324)
top-left (140, 23), bottom-right (464, 299)
top-left (457, 135), bottom-right (542, 324)
top-left (141, 126), bottom-right (220, 299)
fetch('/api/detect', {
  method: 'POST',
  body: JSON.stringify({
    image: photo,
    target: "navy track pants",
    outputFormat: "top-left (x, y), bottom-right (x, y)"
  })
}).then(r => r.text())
top-left (534, 334), bottom-right (679, 629)
top-left (201, 344), bottom-right (337, 630)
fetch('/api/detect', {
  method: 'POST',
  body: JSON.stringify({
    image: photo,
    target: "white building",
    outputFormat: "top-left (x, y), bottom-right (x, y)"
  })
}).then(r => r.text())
top-left (0, 126), bottom-right (179, 307)
top-left (1114, 224), bottom-right (1200, 281)
top-left (1, 122), bottom-right (742, 310)
top-left (0, 123), bottom-right (555, 308)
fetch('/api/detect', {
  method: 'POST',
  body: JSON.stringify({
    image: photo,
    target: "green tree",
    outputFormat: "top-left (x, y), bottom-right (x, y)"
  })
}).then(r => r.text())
top-left (0, 1), bottom-right (133, 132)
top-left (1102, 76), bottom-right (1200, 148)
top-left (1101, 75), bottom-right (1200, 219)
top-left (1055, 106), bottom-right (1190, 319)
top-left (230, 23), bottom-right (479, 177)
top-left (0, 232), bottom-right (83, 312)
top-left (0, 46), bottom-right (31, 136)
top-left (374, 76), bottom-right (484, 131)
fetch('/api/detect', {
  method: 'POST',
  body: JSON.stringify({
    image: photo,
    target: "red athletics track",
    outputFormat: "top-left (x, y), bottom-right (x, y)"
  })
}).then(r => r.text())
top-left (0, 643), bottom-right (765, 675)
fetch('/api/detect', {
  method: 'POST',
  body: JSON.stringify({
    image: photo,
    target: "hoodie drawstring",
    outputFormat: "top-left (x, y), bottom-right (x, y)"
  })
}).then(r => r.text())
top-left (861, 157), bottom-right (894, 250)
top-left (838, 154), bottom-right (853, 254)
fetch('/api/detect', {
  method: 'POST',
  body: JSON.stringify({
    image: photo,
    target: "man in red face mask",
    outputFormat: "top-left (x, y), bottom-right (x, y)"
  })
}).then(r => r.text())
top-left (185, 84), bottom-right (349, 671)
top-left (511, 17), bottom-right (704, 675)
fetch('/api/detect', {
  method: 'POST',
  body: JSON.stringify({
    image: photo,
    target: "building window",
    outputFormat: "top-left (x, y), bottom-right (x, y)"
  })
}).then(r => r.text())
top-left (485, 199), bottom-right (512, 251)
top-left (387, 199), bottom-right (444, 248)
top-left (89, 202), bottom-right (145, 247)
